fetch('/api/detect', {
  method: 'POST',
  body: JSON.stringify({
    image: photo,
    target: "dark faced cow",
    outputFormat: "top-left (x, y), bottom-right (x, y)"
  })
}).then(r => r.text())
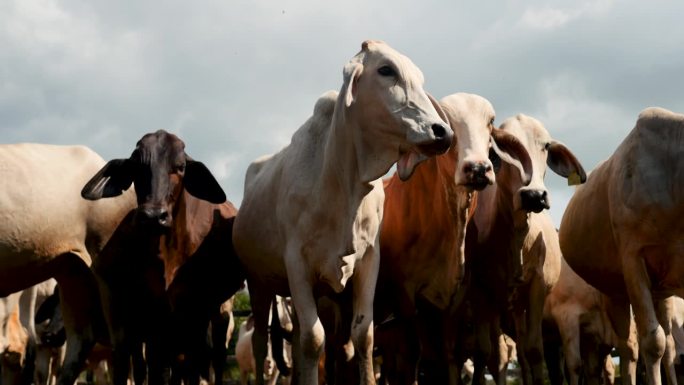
top-left (81, 130), bottom-right (245, 385)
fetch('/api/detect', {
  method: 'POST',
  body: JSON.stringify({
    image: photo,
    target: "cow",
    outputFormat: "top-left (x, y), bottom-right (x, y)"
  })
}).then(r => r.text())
top-left (17, 279), bottom-right (64, 385)
top-left (374, 93), bottom-right (534, 384)
top-left (1, 293), bottom-right (27, 385)
top-left (81, 130), bottom-right (246, 385)
top-left (463, 113), bottom-right (586, 385)
top-left (543, 255), bottom-right (638, 385)
top-left (205, 296), bottom-right (237, 385)
top-left (0, 143), bottom-right (137, 385)
top-left (236, 297), bottom-right (293, 385)
top-left (232, 40), bottom-right (454, 385)
top-left (560, 107), bottom-right (684, 385)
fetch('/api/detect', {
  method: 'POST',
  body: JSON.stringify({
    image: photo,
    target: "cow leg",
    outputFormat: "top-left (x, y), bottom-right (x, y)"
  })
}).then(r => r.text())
top-left (95, 273), bottom-right (134, 385)
top-left (248, 284), bottom-right (272, 385)
top-left (656, 297), bottom-right (677, 385)
top-left (34, 345), bottom-right (51, 385)
top-left (488, 331), bottom-right (511, 385)
top-left (623, 251), bottom-right (665, 385)
top-left (606, 297), bottom-right (638, 385)
top-left (132, 340), bottom-right (146, 385)
top-left (285, 256), bottom-right (324, 385)
top-left (211, 309), bottom-right (229, 385)
top-left (526, 279), bottom-right (547, 385)
top-left (54, 255), bottom-right (100, 385)
top-left (555, 309), bottom-right (581, 385)
top-left (375, 316), bottom-right (417, 385)
top-left (350, 246), bottom-right (380, 385)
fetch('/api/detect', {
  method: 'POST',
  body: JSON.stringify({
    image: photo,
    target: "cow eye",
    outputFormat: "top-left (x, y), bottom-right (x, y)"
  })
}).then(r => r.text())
top-left (544, 142), bottom-right (551, 151)
top-left (176, 163), bottom-right (186, 173)
top-left (489, 117), bottom-right (495, 127)
top-left (377, 66), bottom-right (396, 77)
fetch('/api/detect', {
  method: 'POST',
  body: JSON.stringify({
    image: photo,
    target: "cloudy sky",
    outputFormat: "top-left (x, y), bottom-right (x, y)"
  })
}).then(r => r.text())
top-left (2, 0), bottom-right (683, 225)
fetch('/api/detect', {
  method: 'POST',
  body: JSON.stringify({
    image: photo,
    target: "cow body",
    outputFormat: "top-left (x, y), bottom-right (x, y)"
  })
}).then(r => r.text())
top-left (375, 93), bottom-right (534, 384)
top-left (0, 143), bottom-right (136, 385)
top-left (463, 114), bottom-right (585, 385)
top-left (233, 40), bottom-right (453, 385)
top-left (82, 130), bottom-right (245, 385)
top-left (560, 107), bottom-right (684, 385)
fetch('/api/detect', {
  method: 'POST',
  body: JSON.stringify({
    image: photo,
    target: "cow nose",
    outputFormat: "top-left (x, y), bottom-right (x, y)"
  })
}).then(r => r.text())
top-left (420, 123), bottom-right (453, 155)
top-left (141, 207), bottom-right (171, 227)
top-left (520, 189), bottom-right (550, 213)
top-left (431, 123), bottom-right (447, 139)
top-left (462, 161), bottom-right (493, 190)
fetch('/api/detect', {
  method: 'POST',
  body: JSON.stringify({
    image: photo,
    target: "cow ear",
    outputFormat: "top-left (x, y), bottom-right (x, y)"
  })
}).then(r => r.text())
top-left (342, 62), bottom-right (363, 107)
top-left (81, 159), bottom-right (134, 200)
top-left (427, 93), bottom-right (449, 124)
top-left (491, 129), bottom-right (533, 186)
top-left (184, 160), bottom-right (226, 204)
top-left (547, 141), bottom-right (587, 185)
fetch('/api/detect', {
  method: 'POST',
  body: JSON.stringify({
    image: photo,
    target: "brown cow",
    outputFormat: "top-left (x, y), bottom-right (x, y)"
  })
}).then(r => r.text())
top-left (463, 114), bottom-right (585, 385)
top-left (375, 93), bottom-right (534, 384)
top-left (81, 130), bottom-right (245, 385)
top-left (543, 255), bottom-right (638, 385)
top-left (560, 107), bottom-right (684, 385)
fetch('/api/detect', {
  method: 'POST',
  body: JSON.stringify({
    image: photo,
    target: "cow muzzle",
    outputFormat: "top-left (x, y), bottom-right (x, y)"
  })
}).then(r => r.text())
top-left (519, 189), bottom-right (550, 213)
top-left (460, 160), bottom-right (494, 190)
top-left (137, 206), bottom-right (172, 229)
top-left (398, 123), bottom-right (454, 181)
top-left (417, 123), bottom-right (453, 156)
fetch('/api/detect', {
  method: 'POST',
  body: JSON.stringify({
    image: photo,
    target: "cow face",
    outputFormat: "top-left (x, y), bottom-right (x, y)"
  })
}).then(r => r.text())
top-left (81, 130), bottom-right (226, 229)
top-left (440, 93), bottom-right (533, 191)
top-left (497, 115), bottom-right (586, 213)
top-left (342, 40), bottom-right (454, 181)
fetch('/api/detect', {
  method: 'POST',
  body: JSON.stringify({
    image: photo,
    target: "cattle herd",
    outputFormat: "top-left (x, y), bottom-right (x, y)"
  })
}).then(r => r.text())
top-left (0, 40), bottom-right (682, 385)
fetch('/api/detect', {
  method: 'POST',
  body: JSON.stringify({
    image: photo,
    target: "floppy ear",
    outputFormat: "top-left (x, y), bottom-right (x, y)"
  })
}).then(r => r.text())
top-left (547, 141), bottom-right (587, 185)
top-left (427, 93), bottom-right (449, 123)
top-left (184, 160), bottom-right (226, 204)
top-left (81, 159), bottom-right (134, 200)
top-left (342, 62), bottom-right (363, 107)
top-left (490, 129), bottom-right (533, 186)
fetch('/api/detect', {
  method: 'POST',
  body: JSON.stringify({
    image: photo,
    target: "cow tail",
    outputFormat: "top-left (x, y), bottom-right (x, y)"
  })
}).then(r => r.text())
top-left (270, 298), bottom-right (291, 377)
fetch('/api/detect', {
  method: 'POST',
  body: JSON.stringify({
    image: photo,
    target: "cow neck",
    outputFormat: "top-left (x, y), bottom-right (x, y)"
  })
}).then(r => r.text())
top-left (159, 190), bottom-right (215, 288)
top-left (476, 164), bottom-right (529, 286)
top-left (316, 105), bottom-right (376, 246)
top-left (411, 151), bottom-right (475, 306)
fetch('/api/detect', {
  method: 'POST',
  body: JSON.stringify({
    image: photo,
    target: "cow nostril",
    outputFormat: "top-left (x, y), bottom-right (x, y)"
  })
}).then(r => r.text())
top-left (431, 124), bottom-right (447, 139)
top-left (485, 163), bottom-right (493, 173)
top-left (158, 210), bottom-right (169, 221)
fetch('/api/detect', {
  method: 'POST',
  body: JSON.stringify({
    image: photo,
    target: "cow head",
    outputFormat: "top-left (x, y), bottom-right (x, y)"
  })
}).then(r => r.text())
top-left (81, 130), bottom-right (226, 229)
top-left (340, 40), bottom-right (454, 181)
top-left (439, 93), bottom-right (533, 190)
top-left (495, 114), bottom-right (586, 213)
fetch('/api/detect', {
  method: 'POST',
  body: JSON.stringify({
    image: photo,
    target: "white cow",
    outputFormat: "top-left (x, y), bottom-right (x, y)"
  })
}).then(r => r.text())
top-left (560, 107), bottom-right (684, 385)
top-left (0, 144), bottom-right (136, 385)
top-left (232, 40), bottom-right (453, 385)
top-left (464, 114), bottom-right (585, 385)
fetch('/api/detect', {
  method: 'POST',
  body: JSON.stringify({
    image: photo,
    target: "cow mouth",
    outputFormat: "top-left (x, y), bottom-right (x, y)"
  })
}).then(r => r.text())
top-left (463, 179), bottom-right (491, 191)
top-left (397, 148), bottom-right (427, 181)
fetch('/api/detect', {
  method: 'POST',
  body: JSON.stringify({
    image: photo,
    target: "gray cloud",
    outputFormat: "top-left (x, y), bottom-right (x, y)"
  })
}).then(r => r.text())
top-left (1, 0), bottom-right (682, 224)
